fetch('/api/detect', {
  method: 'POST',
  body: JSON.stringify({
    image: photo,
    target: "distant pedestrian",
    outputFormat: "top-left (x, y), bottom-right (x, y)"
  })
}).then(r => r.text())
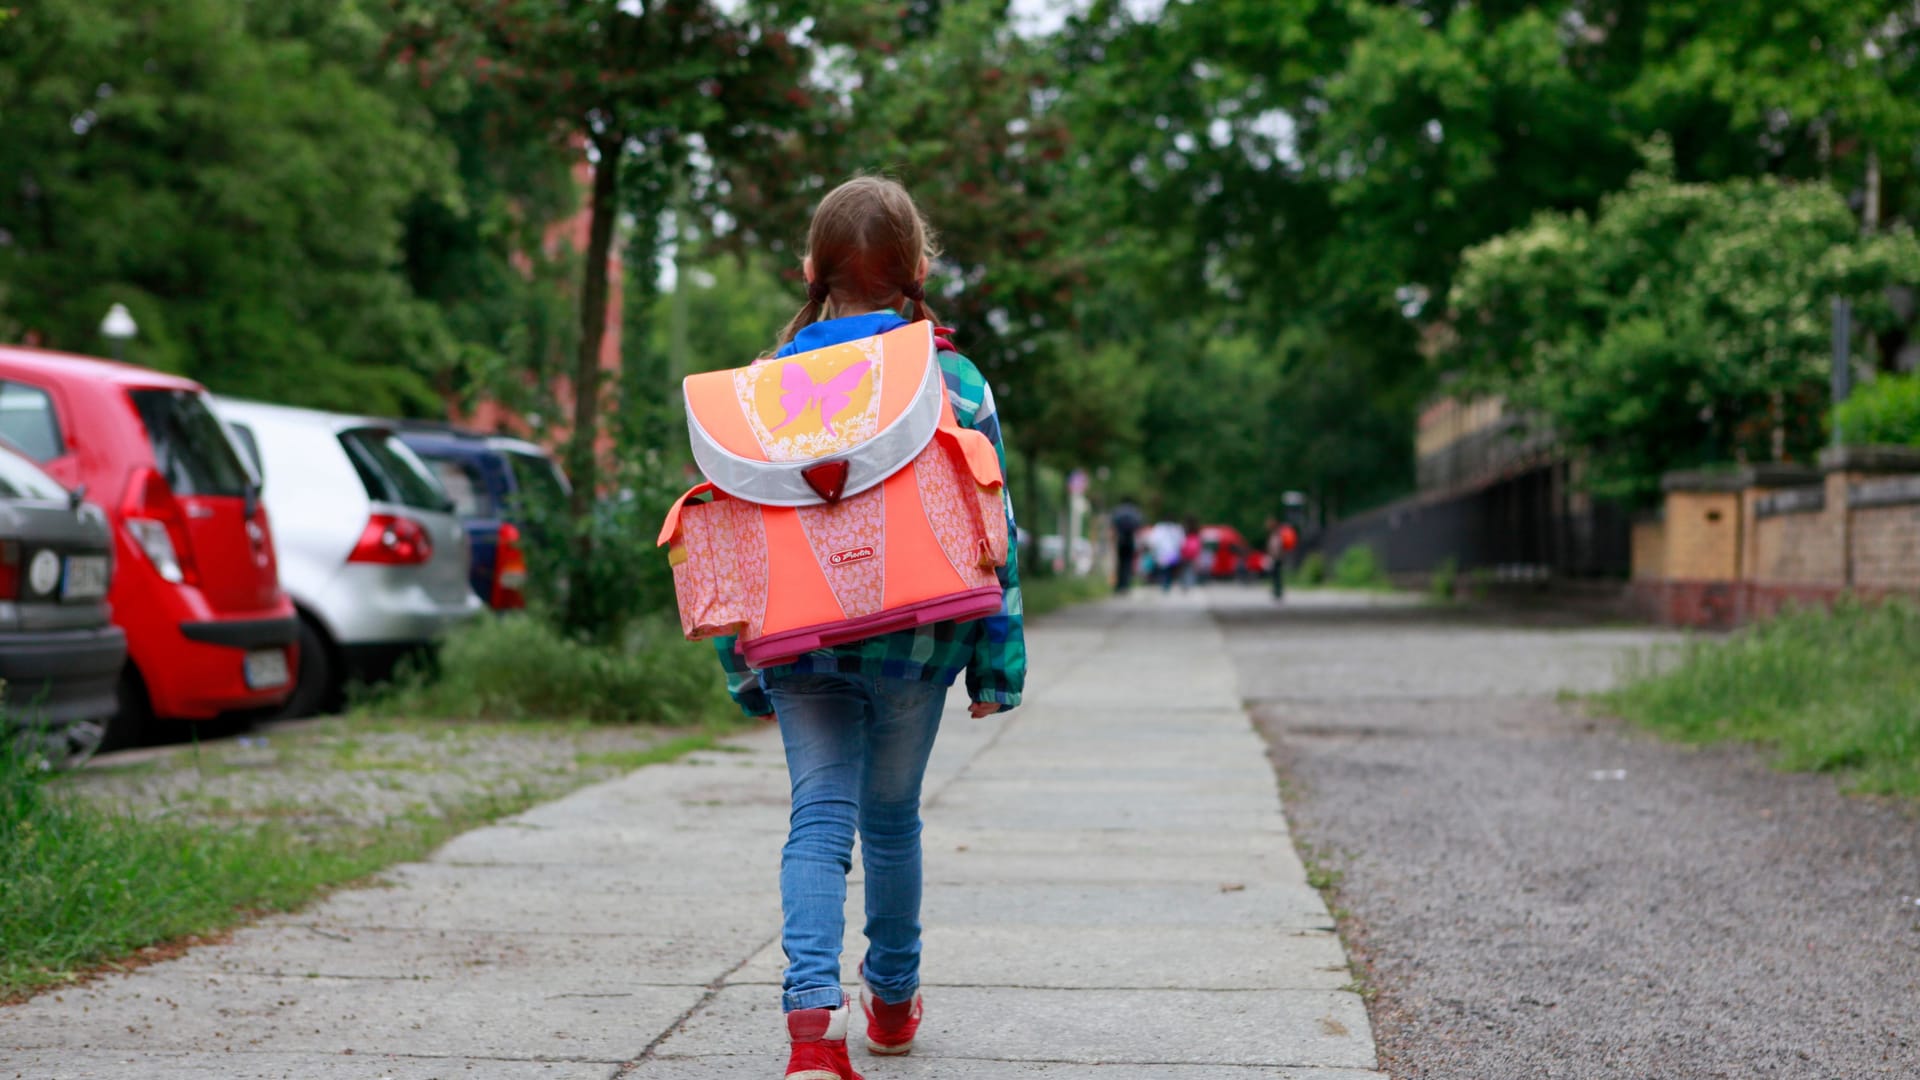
top-left (704, 176), bottom-right (1026, 1080)
top-left (1179, 517), bottom-right (1204, 591)
top-left (1148, 520), bottom-right (1184, 592)
top-left (1266, 517), bottom-right (1297, 599)
top-left (1111, 497), bottom-right (1143, 593)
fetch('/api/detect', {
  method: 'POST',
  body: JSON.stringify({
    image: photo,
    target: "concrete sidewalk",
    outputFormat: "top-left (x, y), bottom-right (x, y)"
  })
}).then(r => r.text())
top-left (2, 595), bottom-right (1382, 1078)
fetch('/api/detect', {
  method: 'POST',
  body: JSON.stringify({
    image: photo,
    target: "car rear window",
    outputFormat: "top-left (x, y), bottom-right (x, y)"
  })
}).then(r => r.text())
top-left (339, 429), bottom-right (452, 513)
top-left (128, 389), bottom-right (253, 497)
top-left (423, 455), bottom-right (496, 518)
top-left (506, 450), bottom-right (568, 511)
top-left (0, 444), bottom-right (70, 501)
top-left (0, 382), bottom-right (64, 462)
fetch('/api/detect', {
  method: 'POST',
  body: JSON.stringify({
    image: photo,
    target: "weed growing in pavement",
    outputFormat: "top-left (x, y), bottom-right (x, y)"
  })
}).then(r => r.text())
top-left (373, 613), bottom-right (734, 727)
top-left (1603, 598), bottom-right (1920, 797)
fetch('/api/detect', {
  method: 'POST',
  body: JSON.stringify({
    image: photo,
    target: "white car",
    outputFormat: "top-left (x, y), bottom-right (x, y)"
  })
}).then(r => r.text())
top-left (215, 399), bottom-right (483, 717)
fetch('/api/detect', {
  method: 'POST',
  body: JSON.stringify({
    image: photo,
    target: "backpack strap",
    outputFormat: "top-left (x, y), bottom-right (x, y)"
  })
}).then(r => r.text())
top-left (657, 482), bottom-right (719, 548)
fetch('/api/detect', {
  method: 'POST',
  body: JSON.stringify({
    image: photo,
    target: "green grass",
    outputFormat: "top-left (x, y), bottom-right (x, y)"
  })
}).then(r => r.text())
top-left (3, 707), bottom-right (745, 999)
top-left (1023, 573), bottom-right (1111, 617)
top-left (574, 731), bottom-right (732, 772)
top-left (374, 612), bottom-right (734, 727)
top-left (1330, 545), bottom-right (1392, 590)
top-left (1294, 551), bottom-right (1327, 585)
top-left (1602, 599), bottom-right (1920, 797)
top-left (0, 740), bottom-right (540, 999)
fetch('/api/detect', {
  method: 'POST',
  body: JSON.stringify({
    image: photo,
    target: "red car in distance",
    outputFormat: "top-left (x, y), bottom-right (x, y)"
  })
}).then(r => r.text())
top-left (0, 346), bottom-right (297, 748)
top-left (1200, 525), bottom-right (1270, 580)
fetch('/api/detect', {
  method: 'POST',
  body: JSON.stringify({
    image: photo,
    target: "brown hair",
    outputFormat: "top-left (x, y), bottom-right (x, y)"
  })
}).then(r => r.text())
top-left (775, 176), bottom-right (942, 348)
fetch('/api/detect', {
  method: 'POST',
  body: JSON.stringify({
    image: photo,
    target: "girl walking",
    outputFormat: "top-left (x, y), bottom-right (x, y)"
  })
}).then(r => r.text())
top-left (709, 176), bottom-right (1026, 1079)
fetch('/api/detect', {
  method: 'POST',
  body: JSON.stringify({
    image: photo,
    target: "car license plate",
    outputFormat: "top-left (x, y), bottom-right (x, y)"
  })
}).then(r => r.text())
top-left (62, 556), bottom-right (109, 601)
top-left (245, 648), bottom-right (290, 690)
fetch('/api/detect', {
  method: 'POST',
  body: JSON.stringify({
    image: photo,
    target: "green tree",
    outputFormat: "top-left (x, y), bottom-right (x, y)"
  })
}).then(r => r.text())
top-left (394, 0), bottom-right (837, 631)
top-left (1450, 167), bottom-right (1920, 503)
top-left (0, 0), bottom-right (459, 414)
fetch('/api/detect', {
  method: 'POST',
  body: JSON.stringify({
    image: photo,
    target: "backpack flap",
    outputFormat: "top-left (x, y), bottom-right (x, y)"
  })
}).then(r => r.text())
top-left (682, 321), bottom-right (944, 507)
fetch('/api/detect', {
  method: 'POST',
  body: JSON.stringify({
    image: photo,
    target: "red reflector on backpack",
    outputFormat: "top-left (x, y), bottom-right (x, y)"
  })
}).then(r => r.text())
top-left (803, 460), bottom-right (851, 503)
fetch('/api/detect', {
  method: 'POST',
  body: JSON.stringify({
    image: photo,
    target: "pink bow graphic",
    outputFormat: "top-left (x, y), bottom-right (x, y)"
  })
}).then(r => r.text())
top-left (771, 360), bottom-right (871, 437)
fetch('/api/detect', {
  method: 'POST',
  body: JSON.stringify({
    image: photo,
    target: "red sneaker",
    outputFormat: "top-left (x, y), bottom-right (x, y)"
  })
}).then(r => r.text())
top-left (786, 1006), bottom-right (862, 1080)
top-left (859, 974), bottom-right (923, 1056)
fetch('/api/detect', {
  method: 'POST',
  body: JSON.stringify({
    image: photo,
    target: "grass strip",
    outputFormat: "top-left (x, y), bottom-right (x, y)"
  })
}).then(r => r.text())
top-left (1601, 598), bottom-right (1920, 797)
top-left (0, 722), bottom-right (735, 1000)
top-left (1024, 573), bottom-right (1111, 617)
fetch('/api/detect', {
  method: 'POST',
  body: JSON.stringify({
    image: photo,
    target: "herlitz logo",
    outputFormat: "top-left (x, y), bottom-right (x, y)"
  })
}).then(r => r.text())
top-left (829, 545), bottom-right (876, 566)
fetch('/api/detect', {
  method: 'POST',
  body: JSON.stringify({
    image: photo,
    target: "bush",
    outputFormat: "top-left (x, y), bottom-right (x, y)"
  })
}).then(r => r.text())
top-left (1295, 551), bottom-right (1327, 585)
top-left (518, 457), bottom-right (685, 647)
top-left (1332, 544), bottom-right (1390, 589)
top-left (380, 614), bottom-right (733, 726)
top-left (1834, 372), bottom-right (1920, 448)
top-left (1604, 599), bottom-right (1920, 796)
top-left (1430, 556), bottom-right (1459, 601)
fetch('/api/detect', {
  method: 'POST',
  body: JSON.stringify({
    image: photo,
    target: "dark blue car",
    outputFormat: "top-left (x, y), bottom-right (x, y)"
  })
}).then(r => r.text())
top-left (394, 426), bottom-right (569, 609)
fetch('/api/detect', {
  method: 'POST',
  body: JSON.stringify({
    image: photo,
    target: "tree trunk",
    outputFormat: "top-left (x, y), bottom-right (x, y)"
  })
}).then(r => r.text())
top-left (565, 140), bottom-right (622, 625)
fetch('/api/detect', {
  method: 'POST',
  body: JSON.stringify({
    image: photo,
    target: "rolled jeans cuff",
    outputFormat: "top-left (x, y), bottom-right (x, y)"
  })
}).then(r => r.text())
top-left (783, 986), bottom-right (848, 1013)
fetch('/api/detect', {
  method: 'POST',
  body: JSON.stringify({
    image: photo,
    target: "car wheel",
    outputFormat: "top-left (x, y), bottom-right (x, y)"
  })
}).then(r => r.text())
top-left (276, 616), bottom-right (337, 721)
top-left (97, 667), bottom-right (154, 754)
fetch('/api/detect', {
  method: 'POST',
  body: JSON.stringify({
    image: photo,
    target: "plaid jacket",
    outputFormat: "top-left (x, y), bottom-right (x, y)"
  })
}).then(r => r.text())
top-left (712, 313), bottom-right (1026, 716)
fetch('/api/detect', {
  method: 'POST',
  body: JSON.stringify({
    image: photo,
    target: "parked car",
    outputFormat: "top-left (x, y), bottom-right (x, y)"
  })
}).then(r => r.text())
top-left (217, 400), bottom-right (484, 718)
top-left (0, 346), bottom-right (295, 749)
top-left (0, 440), bottom-right (127, 765)
top-left (1200, 525), bottom-right (1269, 580)
top-left (395, 425), bottom-right (570, 609)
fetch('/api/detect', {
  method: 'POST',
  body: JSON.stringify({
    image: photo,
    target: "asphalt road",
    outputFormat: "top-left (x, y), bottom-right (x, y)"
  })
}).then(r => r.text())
top-left (1217, 588), bottom-right (1920, 1080)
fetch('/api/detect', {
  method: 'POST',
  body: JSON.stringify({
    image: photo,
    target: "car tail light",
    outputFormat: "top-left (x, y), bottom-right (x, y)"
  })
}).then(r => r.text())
top-left (121, 468), bottom-right (199, 585)
top-left (349, 514), bottom-right (433, 565)
top-left (491, 522), bottom-right (528, 609)
top-left (0, 541), bottom-right (18, 600)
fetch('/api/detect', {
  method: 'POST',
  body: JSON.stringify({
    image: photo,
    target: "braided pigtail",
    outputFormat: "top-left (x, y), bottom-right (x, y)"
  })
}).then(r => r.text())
top-left (773, 278), bottom-right (832, 351)
top-left (901, 279), bottom-right (940, 330)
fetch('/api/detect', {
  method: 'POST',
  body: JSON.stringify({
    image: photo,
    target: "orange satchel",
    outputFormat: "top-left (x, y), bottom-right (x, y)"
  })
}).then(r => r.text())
top-left (657, 321), bottom-right (1008, 668)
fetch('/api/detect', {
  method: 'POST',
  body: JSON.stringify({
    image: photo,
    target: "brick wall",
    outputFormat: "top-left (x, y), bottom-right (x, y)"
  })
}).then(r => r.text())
top-left (1853, 502), bottom-right (1920, 590)
top-left (1749, 472), bottom-right (1848, 587)
top-left (1637, 449), bottom-right (1920, 628)
top-left (1630, 519), bottom-right (1665, 582)
top-left (1661, 491), bottom-right (1741, 582)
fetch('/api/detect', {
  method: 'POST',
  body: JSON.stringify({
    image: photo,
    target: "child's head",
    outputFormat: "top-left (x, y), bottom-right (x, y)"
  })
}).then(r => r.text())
top-left (778, 176), bottom-right (941, 346)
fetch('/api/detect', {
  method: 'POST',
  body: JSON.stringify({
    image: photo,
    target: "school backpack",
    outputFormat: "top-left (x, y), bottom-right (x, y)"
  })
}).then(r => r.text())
top-left (656, 320), bottom-right (1009, 668)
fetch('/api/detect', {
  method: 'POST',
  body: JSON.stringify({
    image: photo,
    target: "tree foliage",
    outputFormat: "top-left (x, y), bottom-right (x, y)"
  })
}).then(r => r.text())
top-left (1450, 166), bottom-right (1920, 502)
top-left (0, 0), bottom-right (458, 414)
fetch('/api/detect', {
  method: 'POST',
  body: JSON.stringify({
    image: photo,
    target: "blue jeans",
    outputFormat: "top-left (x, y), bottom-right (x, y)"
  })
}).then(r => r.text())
top-left (767, 671), bottom-right (947, 1013)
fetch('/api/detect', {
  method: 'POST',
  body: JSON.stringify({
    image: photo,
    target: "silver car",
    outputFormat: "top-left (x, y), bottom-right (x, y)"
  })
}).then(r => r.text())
top-left (215, 400), bottom-right (483, 718)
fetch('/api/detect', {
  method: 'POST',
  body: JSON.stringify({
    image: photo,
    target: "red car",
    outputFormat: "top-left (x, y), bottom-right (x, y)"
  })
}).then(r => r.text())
top-left (1200, 525), bottom-right (1270, 580)
top-left (0, 346), bottom-right (297, 747)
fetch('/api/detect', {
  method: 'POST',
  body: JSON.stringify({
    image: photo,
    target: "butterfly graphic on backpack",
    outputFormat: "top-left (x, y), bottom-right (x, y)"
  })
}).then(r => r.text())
top-left (772, 360), bottom-right (872, 437)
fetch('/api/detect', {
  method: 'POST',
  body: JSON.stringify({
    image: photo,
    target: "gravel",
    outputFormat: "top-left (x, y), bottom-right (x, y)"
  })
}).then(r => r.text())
top-left (1217, 588), bottom-right (1920, 1080)
top-left (54, 713), bottom-right (709, 839)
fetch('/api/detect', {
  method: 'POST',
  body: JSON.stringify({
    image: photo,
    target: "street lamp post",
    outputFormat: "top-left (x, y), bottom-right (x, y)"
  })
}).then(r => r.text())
top-left (100, 303), bottom-right (138, 362)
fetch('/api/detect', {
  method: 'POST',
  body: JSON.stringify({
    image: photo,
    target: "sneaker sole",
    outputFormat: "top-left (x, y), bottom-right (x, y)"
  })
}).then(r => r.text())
top-left (865, 1038), bottom-right (914, 1056)
top-left (787, 1071), bottom-right (849, 1079)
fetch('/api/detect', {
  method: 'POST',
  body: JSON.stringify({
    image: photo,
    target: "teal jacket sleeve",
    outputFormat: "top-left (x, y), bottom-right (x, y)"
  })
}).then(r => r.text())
top-left (956, 373), bottom-right (1027, 709)
top-left (712, 635), bottom-right (773, 717)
